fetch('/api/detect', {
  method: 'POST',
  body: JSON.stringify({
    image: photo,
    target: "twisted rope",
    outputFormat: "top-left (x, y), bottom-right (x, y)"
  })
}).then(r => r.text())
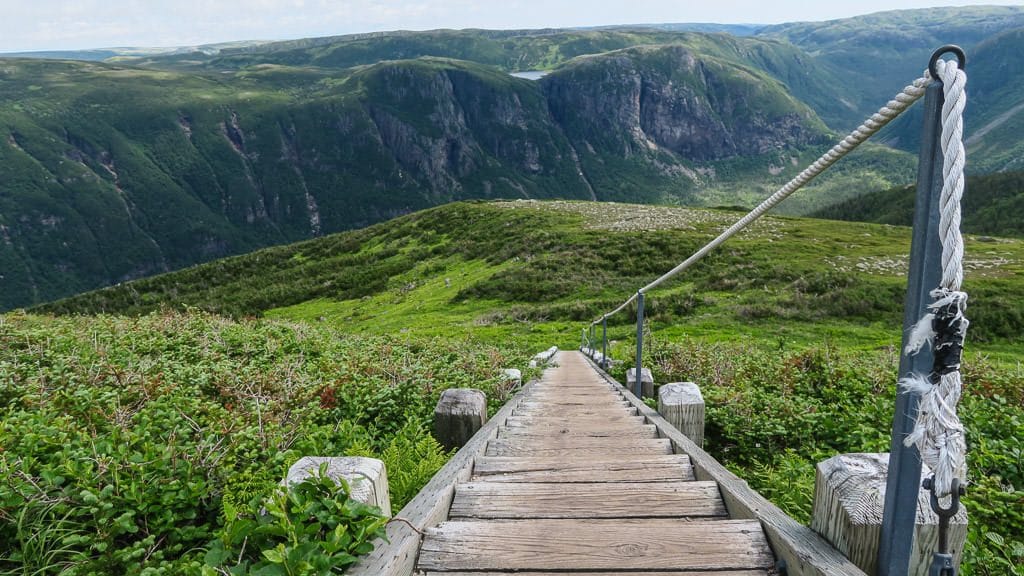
top-left (591, 72), bottom-right (933, 325)
top-left (901, 58), bottom-right (969, 498)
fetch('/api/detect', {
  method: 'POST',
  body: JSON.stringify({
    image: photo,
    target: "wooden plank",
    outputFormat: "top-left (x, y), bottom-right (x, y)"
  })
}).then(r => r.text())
top-left (425, 571), bottom-right (770, 576)
top-left (487, 435), bottom-right (670, 452)
top-left (484, 438), bottom-right (671, 457)
top-left (513, 406), bottom-right (637, 417)
top-left (473, 455), bottom-right (694, 482)
top-left (504, 414), bottom-right (646, 427)
top-left (498, 423), bottom-right (657, 438)
top-left (450, 481), bottom-right (727, 519)
top-left (582, 354), bottom-right (869, 576)
top-left (418, 519), bottom-right (773, 571)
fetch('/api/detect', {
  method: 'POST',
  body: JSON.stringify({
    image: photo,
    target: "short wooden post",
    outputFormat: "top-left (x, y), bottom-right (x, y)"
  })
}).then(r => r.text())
top-left (812, 453), bottom-right (967, 576)
top-left (433, 388), bottom-right (488, 451)
top-left (502, 368), bottom-right (522, 387)
top-left (657, 382), bottom-right (705, 447)
top-left (626, 367), bottom-right (654, 399)
top-left (529, 346), bottom-right (558, 367)
top-left (284, 456), bottom-right (391, 516)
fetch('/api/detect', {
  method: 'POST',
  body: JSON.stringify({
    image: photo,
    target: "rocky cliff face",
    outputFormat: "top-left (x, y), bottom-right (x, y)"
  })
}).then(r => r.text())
top-left (543, 45), bottom-right (829, 162)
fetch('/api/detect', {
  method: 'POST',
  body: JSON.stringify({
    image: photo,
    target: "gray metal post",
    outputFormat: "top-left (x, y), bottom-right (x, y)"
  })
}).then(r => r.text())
top-left (877, 75), bottom-right (947, 576)
top-left (602, 317), bottom-right (608, 369)
top-left (634, 291), bottom-right (645, 397)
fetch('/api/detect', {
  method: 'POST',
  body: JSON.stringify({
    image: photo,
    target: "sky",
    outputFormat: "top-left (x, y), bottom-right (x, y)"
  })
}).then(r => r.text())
top-left (2, 0), bottom-right (1023, 52)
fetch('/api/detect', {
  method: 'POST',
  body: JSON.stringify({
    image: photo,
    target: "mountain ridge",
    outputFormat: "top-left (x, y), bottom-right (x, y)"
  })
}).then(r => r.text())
top-left (3, 7), bottom-right (1022, 310)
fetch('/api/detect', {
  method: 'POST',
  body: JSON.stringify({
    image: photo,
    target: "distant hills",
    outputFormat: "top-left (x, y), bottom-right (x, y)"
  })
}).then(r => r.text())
top-left (812, 171), bottom-right (1024, 238)
top-left (2, 6), bottom-right (1024, 310)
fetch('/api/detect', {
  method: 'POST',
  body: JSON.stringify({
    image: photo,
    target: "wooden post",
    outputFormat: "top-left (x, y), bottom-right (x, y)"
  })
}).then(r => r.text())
top-left (812, 453), bottom-right (967, 576)
top-left (434, 388), bottom-right (488, 451)
top-left (657, 382), bottom-right (705, 447)
top-left (530, 346), bottom-right (558, 368)
top-left (626, 367), bottom-right (654, 399)
top-left (285, 456), bottom-right (391, 516)
top-left (502, 368), bottom-right (522, 388)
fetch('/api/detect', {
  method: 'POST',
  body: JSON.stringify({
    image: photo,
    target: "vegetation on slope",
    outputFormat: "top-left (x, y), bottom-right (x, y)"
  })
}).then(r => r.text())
top-left (759, 5), bottom-right (1024, 128)
top-left (0, 310), bottom-right (530, 574)
top-left (812, 171), bottom-right (1024, 238)
top-left (17, 199), bottom-right (1024, 572)
top-left (2, 38), bottom-right (857, 311)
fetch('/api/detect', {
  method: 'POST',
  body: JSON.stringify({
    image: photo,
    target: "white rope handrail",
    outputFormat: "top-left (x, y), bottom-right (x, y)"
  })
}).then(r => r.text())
top-left (591, 71), bottom-right (933, 326)
top-left (900, 58), bottom-right (969, 498)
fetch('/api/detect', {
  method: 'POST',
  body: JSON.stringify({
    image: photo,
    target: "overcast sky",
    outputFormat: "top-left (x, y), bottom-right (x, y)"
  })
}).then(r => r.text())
top-left (2, 0), bottom-right (1023, 52)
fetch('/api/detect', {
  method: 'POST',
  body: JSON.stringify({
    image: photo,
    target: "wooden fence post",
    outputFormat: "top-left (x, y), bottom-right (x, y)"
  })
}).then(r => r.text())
top-left (285, 456), bottom-right (391, 516)
top-left (813, 453), bottom-right (967, 576)
top-left (627, 367), bottom-right (654, 399)
top-left (657, 382), bottom-right (705, 447)
top-left (434, 388), bottom-right (488, 451)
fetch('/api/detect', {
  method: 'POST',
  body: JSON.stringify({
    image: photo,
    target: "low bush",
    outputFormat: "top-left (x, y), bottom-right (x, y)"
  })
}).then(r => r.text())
top-left (0, 310), bottom-right (524, 574)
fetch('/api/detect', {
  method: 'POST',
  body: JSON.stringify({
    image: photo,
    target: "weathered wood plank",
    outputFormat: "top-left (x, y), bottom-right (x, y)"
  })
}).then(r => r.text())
top-left (473, 455), bottom-right (694, 482)
top-left (424, 571), bottom-right (770, 576)
top-left (418, 519), bottom-right (773, 571)
top-left (512, 406), bottom-right (637, 418)
top-left (582, 354), bottom-right (868, 576)
top-left (503, 414), bottom-right (646, 427)
top-left (450, 480), bottom-right (727, 519)
top-left (484, 437), bottom-right (672, 457)
top-left (497, 423), bottom-right (658, 438)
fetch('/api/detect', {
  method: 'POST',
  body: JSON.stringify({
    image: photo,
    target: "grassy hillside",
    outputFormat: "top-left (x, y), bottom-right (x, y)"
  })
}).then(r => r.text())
top-left (759, 6), bottom-right (1024, 127)
top-left (812, 171), bottom-right (1024, 238)
top-left (38, 201), bottom-right (1024, 351)
top-left (29, 199), bottom-right (1024, 573)
top-left (6, 36), bottom-right (896, 312)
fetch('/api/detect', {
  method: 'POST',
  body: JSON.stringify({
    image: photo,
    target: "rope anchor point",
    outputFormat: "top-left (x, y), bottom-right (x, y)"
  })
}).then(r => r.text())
top-left (929, 45), bottom-right (967, 79)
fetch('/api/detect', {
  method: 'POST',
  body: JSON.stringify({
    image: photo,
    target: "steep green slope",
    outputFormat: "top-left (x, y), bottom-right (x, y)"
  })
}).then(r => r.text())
top-left (0, 57), bottom-right (589, 310)
top-left (759, 7), bottom-right (1024, 169)
top-left (38, 201), bottom-right (1024, 349)
top-left (812, 171), bottom-right (1024, 238)
top-left (759, 6), bottom-right (1024, 123)
top-left (2, 40), bottom-right (862, 311)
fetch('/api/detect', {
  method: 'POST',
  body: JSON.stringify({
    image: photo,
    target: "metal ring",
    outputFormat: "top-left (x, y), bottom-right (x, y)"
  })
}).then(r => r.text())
top-left (929, 45), bottom-right (967, 79)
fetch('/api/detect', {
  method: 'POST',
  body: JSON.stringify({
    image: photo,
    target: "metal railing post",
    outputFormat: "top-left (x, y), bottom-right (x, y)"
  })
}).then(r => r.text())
top-left (634, 291), bottom-right (645, 397)
top-left (602, 317), bottom-right (608, 369)
top-left (878, 49), bottom-right (959, 576)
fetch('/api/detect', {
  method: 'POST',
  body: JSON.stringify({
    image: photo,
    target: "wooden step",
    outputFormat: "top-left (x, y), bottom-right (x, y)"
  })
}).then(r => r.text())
top-left (513, 406), bottom-right (637, 418)
top-left (421, 565), bottom-right (770, 569)
top-left (498, 423), bottom-right (658, 438)
top-left (504, 414), bottom-right (646, 428)
top-left (485, 438), bottom-right (671, 457)
top-left (473, 455), bottom-right (694, 482)
top-left (450, 481), bottom-right (727, 519)
top-left (418, 519), bottom-right (773, 572)
top-left (424, 571), bottom-right (770, 575)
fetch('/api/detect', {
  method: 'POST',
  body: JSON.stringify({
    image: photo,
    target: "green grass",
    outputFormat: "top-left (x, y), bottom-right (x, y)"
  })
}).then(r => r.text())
top-left (15, 198), bottom-right (1024, 574)
top-left (0, 310), bottom-right (536, 574)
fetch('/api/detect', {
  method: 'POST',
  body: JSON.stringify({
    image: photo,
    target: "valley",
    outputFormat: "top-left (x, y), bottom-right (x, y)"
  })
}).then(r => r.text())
top-left (2, 6), bottom-right (1024, 574)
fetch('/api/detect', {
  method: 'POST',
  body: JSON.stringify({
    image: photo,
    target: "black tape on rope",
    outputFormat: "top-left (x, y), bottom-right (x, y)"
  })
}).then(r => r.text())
top-left (931, 291), bottom-right (968, 377)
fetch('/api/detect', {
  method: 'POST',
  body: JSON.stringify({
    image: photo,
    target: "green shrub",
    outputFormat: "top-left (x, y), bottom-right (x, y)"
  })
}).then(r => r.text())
top-left (202, 466), bottom-right (388, 575)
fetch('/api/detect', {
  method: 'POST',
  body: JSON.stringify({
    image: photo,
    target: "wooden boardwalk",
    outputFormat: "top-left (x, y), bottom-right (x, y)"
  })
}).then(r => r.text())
top-left (416, 351), bottom-right (775, 574)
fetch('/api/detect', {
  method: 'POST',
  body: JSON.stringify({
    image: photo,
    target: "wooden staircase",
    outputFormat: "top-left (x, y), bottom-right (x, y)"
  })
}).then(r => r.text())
top-left (416, 351), bottom-right (774, 574)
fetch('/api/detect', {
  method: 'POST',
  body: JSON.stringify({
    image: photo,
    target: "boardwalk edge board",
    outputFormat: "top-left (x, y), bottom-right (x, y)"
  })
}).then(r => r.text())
top-left (346, 374), bottom-right (541, 576)
top-left (583, 355), bottom-right (870, 576)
